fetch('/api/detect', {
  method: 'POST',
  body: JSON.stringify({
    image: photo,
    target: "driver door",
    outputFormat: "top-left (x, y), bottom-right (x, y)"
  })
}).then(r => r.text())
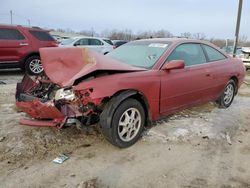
top-left (160, 43), bottom-right (212, 115)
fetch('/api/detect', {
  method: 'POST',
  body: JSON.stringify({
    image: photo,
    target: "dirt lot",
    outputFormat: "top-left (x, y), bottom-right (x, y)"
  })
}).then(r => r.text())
top-left (0, 69), bottom-right (250, 188)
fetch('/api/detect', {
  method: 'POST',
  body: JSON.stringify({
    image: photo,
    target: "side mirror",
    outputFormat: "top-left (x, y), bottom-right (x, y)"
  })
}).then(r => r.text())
top-left (74, 43), bottom-right (80, 46)
top-left (162, 60), bottom-right (185, 71)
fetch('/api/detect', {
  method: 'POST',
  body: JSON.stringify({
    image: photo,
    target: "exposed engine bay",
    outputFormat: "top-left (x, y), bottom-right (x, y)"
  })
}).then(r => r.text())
top-left (16, 75), bottom-right (101, 129)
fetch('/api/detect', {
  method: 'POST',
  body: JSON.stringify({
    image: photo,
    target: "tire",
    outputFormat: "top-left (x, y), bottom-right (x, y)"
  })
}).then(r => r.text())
top-left (100, 98), bottom-right (145, 148)
top-left (217, 79), bottom-right (236, 108)
top-left (25, 55), bottom-right (43, 75)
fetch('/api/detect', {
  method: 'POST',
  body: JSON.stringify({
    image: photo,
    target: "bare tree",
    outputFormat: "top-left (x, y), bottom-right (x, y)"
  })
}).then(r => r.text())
top-left (136, 29), bottom-right (173, 39)
top-left (238, 35), bottom-right (248, 47)
top-left (53, 28), bottom-right (250, 47)
top-left (181, 32), bottom-right (192, 38)
top-left (154, 29), bottom-right (173, 38)
top-left (210, 38), bottom-right (227, 48)
top-left (192, 32), bottom-right (206, 40)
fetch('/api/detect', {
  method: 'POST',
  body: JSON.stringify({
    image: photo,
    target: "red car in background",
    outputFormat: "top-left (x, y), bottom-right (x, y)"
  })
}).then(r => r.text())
top-left (16, 38), bottom-right (245, 148)
top-left (0, 24), bottom-right (57, 75)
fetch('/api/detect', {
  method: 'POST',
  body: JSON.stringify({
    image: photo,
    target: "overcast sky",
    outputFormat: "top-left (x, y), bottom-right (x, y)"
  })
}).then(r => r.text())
top-left (0, 0), bottom-right (249, 39)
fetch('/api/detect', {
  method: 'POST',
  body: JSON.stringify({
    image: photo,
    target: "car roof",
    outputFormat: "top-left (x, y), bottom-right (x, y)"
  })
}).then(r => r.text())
top-left (132, 38), bottom-right (223, 50)
top-left (72, 36), bottom-right (110, 40)
top-left (0, 24), bottom-right (47, 31)
top-left (134, 38), bottom-right (206, 44)
top-left (0, 24), bottom-right (49, 31)
top-left (131, 38), bottom-right (230, 58)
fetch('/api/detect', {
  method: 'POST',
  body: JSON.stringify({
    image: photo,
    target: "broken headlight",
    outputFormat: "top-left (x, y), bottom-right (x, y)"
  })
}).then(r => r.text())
top-left (55, 88), bottom-right (76, 101)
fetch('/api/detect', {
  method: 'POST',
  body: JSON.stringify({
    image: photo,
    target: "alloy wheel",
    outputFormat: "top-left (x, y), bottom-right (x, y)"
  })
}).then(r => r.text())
top-left (29, 59), bottom-right (43, 74)
top-left (224, 83), bottom-right (234, 105)
top-left (118, 108), bottom-right (142, 142)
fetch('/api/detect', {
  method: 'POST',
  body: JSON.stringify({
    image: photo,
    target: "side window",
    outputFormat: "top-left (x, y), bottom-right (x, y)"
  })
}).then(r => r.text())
top-left (29, 30), bottom-right (55, 41)
top-left (0, 28), bottom-right (25, 40)
top-left (167, 43), bottom-right (206, 66)
top-left (202, 45), bottom-right (226, 62)
top-left (89, 39), bottom-right (103, 46)
top-left (75, 38), bottom-right (88, 45)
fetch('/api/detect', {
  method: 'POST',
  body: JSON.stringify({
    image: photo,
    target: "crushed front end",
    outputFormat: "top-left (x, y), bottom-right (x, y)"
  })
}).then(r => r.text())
top-left (16, 75), bottom-right (101, 128)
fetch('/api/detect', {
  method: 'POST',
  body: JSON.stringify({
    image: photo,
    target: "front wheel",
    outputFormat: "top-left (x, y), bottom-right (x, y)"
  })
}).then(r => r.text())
top-left (100, 98), bottom-right (145, 148)
top-left (217, 79), bottom-right (236, 108)
top-left (25, 56), bottom-right (43, 75)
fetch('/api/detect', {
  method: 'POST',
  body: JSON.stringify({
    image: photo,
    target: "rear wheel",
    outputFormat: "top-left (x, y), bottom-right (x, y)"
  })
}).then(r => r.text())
top-left (25, 56), bottom-right (43, 75)
top-left (217, 79), bottom-right (236, 108)
top-left (100, 98), bottom-right (145, 148)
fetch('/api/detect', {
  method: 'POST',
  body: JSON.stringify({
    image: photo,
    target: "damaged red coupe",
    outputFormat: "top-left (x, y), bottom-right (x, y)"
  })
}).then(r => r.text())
top-left (16, 38), bottom-right (246, 148)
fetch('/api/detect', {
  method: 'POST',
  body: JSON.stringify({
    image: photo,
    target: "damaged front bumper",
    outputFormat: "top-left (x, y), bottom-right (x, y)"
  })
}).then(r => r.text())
top-left (17, 99), bottom-right (66, 127)
top-left (16, 75), bottom-right (67, 127)
top-left (16, 75), bottom-right (98, 128)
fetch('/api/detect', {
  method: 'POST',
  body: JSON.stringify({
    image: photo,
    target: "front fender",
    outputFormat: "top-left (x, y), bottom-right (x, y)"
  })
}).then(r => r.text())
top-left (99, 90), bottom-right (137, 129)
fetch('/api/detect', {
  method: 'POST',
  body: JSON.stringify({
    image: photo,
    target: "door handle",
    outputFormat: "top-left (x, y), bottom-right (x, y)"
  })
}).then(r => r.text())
top-left (19, 43), bottom-right (29, 46)
top-left (205, 73), bottom-right (211, 77)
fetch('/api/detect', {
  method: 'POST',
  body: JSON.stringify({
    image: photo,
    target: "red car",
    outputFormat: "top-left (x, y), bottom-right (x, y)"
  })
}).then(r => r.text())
top-left (16, 38), bottom-right (245, 147)
top-left (0, 24), bottom-right (57, 75)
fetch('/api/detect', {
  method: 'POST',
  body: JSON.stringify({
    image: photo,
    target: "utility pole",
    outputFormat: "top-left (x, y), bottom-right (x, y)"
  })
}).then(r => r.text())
top-left (10, 10), bottom-right (13, 24)
top-left (233, 0), bottom-right (243, 57)
top-left (91, 27), bottom-right (94, 37)
top-left (27, 19), bottom-right (30, 26)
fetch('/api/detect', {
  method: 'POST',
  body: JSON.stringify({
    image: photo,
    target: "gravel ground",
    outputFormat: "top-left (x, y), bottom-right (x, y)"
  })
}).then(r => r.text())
top-left (0, 69), bottom-right (250, 188)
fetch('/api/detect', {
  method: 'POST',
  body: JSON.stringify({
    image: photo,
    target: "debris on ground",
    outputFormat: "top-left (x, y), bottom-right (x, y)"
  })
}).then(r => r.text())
top-left (0, 136), bottom-right (6, 142)
top-left (52, 154), bottom-right (69, 164)
top-left (226, 132), bottom-right (232, 145)
top-left (0, 81), bottom-right (6, 85)
top-left (243, 81), bottom-right (250, 85)
top-left (202, 135), bottom-right (209, 140)
top-left (77, 177), bottom-right (98, 188)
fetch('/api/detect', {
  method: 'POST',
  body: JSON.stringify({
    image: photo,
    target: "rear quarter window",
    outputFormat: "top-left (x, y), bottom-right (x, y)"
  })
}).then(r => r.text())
top-left (103, 39), bottom-right (113, 45)
top-left (0, 28), bottom-right (25, 40)
top-left (29, 30), bottom-right (55, 41)
top-left (202, 45), bottom-right (226, 62)
top-left (89, 39), bottom-right (103, 45)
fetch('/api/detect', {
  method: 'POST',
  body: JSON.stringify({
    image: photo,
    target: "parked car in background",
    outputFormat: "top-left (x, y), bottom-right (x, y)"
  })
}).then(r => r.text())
top-left (59, 36), bottom-right (113, 54)
top-left (222, 46), bottom-right (242, 57)
top-left (112, 40), bottom-right (128, 49)
top-left (16, 38), bottom-right (245, 148)
top-left (0, 24), bottom-right (57, 75)
top-left (238, 47), bottom-right (250, 70)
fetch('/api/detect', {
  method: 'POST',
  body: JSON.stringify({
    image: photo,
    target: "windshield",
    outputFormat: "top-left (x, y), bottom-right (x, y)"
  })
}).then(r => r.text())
top-left (60, 38), bottom-right (75, 45)
top-left (107, 41), bottom-right (169, 69)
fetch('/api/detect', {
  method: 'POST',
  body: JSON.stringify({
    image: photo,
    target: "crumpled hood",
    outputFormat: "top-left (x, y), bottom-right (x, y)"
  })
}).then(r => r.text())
top-left (39, 47), bottom-right (146, 87)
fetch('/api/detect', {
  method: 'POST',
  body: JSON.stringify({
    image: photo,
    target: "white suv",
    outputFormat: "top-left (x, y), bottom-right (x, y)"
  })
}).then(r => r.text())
top-left (59, 37), bottom-right (113, 54)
